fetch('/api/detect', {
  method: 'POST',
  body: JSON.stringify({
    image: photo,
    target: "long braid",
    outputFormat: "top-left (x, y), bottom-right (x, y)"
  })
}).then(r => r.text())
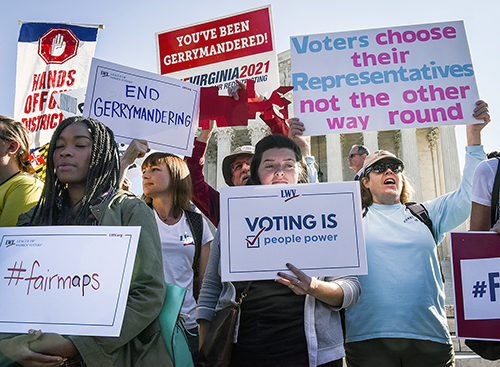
top-left (30, 117), bottom-right (119, 225)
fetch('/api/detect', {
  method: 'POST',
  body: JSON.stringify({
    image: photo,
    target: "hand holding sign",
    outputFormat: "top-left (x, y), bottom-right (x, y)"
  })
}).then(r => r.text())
top-left (276, 262), bottom-right (311, 295)
top-left (0, 330), bottom-right (67, 366)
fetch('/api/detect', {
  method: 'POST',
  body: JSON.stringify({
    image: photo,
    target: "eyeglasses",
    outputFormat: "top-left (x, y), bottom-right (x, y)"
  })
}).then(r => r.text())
top-left (364, 162), bottom-right (404, 175)
top-left (347, 153), bottom-right (363, 158)
top-left (230, 157), bottom-right (252, 173)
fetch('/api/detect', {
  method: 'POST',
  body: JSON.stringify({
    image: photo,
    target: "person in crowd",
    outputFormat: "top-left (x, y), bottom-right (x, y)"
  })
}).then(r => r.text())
top-left (197, 134), bottom-right (361, 367)
top-left (0, 117), bottom-right (172, 367)
top-left (347, 145), bottom-right (369, 181)
top-left (185, 116), bottom-right (317, 227)
top-left (141, 152), bottom-right (213, 364)
top-left (0, 115), bottom-right (43, 226)
top-left (344, 100), bottom-right (490, 367)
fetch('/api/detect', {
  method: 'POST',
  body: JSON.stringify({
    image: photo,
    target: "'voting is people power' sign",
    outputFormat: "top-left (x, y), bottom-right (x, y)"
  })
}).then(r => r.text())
top-left (291, 21), bottom-right (479, 136)
top-left (219, 182), bottom-right (366, 282)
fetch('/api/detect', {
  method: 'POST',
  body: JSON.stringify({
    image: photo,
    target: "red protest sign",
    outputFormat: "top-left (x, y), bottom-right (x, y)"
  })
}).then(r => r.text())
top-left (157, 7), bottom-right (273, 75)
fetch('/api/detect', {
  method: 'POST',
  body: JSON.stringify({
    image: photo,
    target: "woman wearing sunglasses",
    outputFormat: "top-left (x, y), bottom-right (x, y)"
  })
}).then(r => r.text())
top-left (344, 100), bottom-right (490, 367)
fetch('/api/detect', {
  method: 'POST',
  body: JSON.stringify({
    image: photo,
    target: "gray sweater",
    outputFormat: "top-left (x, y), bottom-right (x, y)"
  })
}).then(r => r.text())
top-left (197, 228), bottom-right (361, 367)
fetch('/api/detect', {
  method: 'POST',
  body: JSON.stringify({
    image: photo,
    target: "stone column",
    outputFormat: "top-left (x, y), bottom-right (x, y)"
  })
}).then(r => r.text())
top-left (214, 127), bottom-right (234, 190)
top-left (247, 119), bottom-right (270, 146)
top-left (439, 125), bottom-right (461, 192)
top-left (204, 144), bottom-right (217, 192)
top-left (399, 128), bottom-right (423, 203)
top-left (428, 128), bottom-right (444, 198)
top-left (326, 133), bottom-right (343, 182)
top-left (439, 125), bottom-right (466, 259)
top-left (362, 131), bottom-right (378, 154)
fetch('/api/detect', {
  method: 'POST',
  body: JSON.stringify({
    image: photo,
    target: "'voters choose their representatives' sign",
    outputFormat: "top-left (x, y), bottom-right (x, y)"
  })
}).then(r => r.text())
top-left (291, 21), bottom-right (479, 136)
top-left (83, 58), bottom-right (200, 156)
top-left (219, 182), bottom-right (366, 282)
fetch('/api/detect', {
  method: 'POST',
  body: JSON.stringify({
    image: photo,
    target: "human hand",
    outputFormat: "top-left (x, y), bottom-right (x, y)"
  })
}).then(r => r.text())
top-left (228, 79), bottom-right (264, 102)
top-left (0, 330), bottom-right (66, 367)
top-left (288, 117), bottom-right (311, 156)
top-left (466, 100), bottom-right (490, 146)
top-left (29, 332), bottom-right (78, 358)
top-left (276, 263), bottom-right (312, 295)
top-left (121, 176), bottom-right (132, 191)
top-left (120, 139), bottom-right (149, 168)
top-left (50, 34), bottom-right (66, 57)
top-left (491, 219), bottom-right (500, 234)
top-left (197, 120), bottom-right (215, 144)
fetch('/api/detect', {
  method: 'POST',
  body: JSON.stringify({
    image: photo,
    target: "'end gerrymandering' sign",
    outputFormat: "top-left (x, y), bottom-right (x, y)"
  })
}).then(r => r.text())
top-left (291, 21), bottom-right (479, 136)
top-left (0, 226), bottom-right (140, 336)
top-left (451, 232), bottom-right (500, 341)
top-left (83, 58), bottom-right (200, 156)
top-left (219, 182), bottom-right (366, 282)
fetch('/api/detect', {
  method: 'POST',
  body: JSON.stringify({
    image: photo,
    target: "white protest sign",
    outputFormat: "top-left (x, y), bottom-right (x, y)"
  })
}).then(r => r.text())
top-left (14, 22), bottom-right (100, 148)
top-left (291, 21), bottom-right (479, 136)
top-left (0, 226), bottom-right (140, 336)
top-left (83, 58), bottom-right (200, 156)
top-left (219, 182), bottom-right (366, 282)
top-left (53, 88), bottom-right (86, 118)
top-left (461, 257), bottom-right (500, 320)
top-left (156, 5), bottom-right (279, 97)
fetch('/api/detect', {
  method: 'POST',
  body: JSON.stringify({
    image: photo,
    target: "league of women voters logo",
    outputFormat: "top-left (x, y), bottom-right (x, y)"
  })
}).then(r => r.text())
top-left (38, 28), bottom-right (79, 65)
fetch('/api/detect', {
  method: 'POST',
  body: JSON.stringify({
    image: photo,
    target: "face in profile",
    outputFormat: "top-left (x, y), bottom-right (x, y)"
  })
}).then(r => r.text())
top-left (257, 148), bottom-right (299, 185)
top-left (142, 161), bottom-right (171, 198)
top-left (53, 122), bottom-right (92, 187)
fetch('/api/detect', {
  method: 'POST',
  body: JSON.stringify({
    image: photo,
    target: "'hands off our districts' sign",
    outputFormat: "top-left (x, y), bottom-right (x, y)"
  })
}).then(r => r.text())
top-left (83, 58), bottom-right (200, 156)
top-left (291, 21), bottom-right (479, 136)
top-left (0, 226), bottom-right (140, 336)
top-left (219, 182), bottom-right (366, 282)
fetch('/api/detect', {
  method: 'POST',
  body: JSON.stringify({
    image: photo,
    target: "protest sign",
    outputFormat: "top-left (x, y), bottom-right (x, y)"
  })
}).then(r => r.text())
top-left (83, 58), bottom-right (200, 155)
top-left (291, 21), bottom-right (479, 136)
top-left (14, 22), bottom-right (100, 148)
top-left (219, 182), bottom-right (366, 282)
top-left (450, 232), bottom-right (500, 341)
top-left (0, 226), bottom-right (140, 336)
top-left (156, 5), bottom-right (280, 97)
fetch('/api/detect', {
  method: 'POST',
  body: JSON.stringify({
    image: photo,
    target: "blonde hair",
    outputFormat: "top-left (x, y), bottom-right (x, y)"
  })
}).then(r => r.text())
top-left (0, 116), bottom-right (34, 174)
top-left (141, 152), bottom-right (192, 218)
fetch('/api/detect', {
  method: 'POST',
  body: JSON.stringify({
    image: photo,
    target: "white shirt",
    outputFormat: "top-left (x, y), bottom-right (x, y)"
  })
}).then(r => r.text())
top-left (155, 210), bottom-right (213, 329)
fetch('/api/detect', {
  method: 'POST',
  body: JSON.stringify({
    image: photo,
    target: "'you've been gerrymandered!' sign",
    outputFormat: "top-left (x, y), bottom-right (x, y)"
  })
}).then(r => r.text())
top-left (291, 21), bottom-right (479, 136)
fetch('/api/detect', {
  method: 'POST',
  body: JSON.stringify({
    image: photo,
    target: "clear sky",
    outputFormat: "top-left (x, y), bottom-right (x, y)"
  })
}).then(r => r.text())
top-left (1, 0), bottom-right (498, 165)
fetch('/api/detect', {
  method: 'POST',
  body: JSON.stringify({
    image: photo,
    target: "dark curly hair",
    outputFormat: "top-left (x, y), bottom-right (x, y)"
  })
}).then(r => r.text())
top-left (30, 117), bottom-right (120, 225)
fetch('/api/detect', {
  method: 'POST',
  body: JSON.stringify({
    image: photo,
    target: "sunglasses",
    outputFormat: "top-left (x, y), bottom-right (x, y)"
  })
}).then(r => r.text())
top-left (364, 161), bottom-right (404, 175)
top-left (347, 153), bottom-right (363, 158)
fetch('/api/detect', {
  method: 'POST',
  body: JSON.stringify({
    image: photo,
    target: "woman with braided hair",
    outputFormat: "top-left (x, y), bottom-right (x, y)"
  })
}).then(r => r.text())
top-left (0, 117), bottom-right (172, 367)
top-left (0, 115), bottom-right (43, 226)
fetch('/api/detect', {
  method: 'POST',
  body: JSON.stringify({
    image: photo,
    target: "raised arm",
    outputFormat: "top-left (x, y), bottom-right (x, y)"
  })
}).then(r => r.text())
top-left (118, 139), bottom-right (149, 189)
top-left (185, 120), bottom-right (220, 226)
